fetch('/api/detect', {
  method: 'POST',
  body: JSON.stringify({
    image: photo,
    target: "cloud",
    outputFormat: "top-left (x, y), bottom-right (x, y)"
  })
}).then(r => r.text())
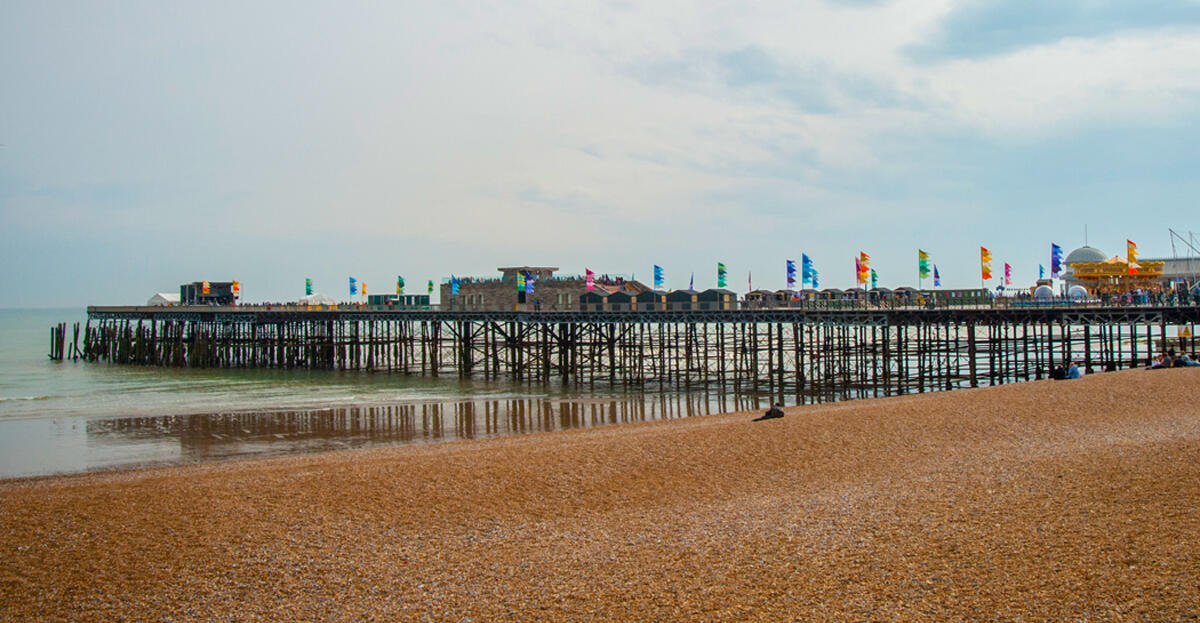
top-left (908, 0), bottom-right (1200, 62)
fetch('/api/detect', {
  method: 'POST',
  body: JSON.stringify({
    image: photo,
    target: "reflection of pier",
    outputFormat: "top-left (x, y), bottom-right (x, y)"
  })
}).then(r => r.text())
top-left (84, 392), bottom-right (761, 462)
top-left (77, 306), bottom-right (1199, 404)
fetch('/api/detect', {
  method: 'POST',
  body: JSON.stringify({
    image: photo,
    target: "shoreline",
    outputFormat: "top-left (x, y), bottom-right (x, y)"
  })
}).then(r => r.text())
top-left (3, 368), bottom-right (1199, 620)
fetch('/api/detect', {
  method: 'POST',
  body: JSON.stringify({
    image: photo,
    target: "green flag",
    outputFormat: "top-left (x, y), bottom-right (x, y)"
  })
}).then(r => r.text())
top-left (717, 262), bottom-right (727, 288)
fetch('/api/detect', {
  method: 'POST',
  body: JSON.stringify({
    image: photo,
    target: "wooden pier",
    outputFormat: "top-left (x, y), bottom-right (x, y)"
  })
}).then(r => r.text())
top-left (64, 305), bottom-right (1200, 404)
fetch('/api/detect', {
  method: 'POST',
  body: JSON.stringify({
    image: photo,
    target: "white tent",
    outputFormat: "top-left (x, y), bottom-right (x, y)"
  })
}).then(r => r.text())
top-left (147, 292), bottom-right (180, 306)
top-left (298, 293), bottom-right (336, 305)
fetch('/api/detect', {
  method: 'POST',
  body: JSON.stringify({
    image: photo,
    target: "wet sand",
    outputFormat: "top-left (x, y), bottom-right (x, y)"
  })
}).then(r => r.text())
top-left (2, 368), bottom-right (1199, 621)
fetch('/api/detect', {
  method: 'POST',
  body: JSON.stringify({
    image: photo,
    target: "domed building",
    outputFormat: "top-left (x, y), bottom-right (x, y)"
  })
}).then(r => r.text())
top-left (1064, 244), bottom-right (1166, 295)
top-left (1061, 245), bottom-right (1107, 291)
top-left (1063, 245), bottom-right (1108, 267)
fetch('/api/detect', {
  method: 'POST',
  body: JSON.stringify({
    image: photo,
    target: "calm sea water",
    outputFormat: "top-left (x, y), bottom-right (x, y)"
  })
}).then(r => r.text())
top-left (0, 309), bottom-right (766, 479)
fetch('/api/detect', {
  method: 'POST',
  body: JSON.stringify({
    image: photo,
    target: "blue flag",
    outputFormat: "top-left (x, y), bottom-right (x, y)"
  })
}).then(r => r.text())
top-left (349, 277), bottom-right (358, 296)
top-left (1039, 264), bottom-right (1045, 279)
top-left (933, 265), bottom-right (941, 287)
top-left (786, 259), bottom-right (796, 290)
top-left (1050, 243), bottom-right (1064, 278)
top-left (524, 270), bottom-right (534, 294)
top-left (801, 254), bottom-right (814, 289)
top-left (653, 265), bottom-right (664, 290)
top-left (450, 275), bottom-right (460, 295)
top-left (689, 272), bottom-right (694, 290)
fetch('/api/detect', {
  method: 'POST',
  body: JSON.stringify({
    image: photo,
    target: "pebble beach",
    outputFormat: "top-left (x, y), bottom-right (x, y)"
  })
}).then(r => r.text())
top-left (3, 368), bottom-right (1199, 621)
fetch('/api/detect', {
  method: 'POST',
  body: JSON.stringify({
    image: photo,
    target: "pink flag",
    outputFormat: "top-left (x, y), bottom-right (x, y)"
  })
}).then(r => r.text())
top-left (1004, 262), bottom-right (1012, 286)
top-left (585, 269), bottom-right (595, 291)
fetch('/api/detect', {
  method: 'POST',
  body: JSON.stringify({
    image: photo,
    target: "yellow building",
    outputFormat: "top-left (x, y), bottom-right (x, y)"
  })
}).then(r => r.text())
top-left (1069, 256), bottom-right (1165, 294)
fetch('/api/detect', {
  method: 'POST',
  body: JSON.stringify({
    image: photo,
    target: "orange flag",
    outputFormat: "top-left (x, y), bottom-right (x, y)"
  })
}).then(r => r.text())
top-left (980, 247), bottom-right (993, 280)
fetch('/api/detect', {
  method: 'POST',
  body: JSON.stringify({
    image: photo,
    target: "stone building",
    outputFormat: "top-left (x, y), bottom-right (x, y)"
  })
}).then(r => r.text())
top-left (441, 266), bottom-right (649, 311)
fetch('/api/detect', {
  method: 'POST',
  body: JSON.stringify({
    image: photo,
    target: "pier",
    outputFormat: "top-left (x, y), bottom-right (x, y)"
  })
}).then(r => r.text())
top-left (59, 304), bottom-right (1200, 404)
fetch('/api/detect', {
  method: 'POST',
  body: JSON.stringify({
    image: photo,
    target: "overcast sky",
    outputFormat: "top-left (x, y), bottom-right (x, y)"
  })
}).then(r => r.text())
top-left (3, 0), bottom-right (1199, 306)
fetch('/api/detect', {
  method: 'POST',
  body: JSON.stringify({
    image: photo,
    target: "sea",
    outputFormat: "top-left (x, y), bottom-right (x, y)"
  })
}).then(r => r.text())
top-left (0, 309), bottom-right (766, 479)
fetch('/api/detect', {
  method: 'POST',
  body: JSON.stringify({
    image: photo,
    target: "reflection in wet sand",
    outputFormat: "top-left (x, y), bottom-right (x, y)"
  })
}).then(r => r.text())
top-left (74, 392), bottom-right (771, 475)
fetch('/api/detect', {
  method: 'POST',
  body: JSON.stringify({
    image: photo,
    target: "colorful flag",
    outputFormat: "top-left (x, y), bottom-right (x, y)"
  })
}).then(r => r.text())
top-left (516, 272), bottom-right (526, 291)
top-left (1004, 263), bottom-right (1012, 286)
top-left (1050, 243), bottom-right (1063, 278)
top-left (811, 268), bottom-right (819, 289)
top-left (980, 247), bottom-right (993, 280)
top-left (1127, 239), bottom-right (1138, 274)
top-left (857, 252), bottom-right (870, 286)
top-left (786, 259), bottom-right (796, 290)
top-left (653, 265), bottom-right (664, 290)
top-left (918, 250), bottom-right (931, 279)
top-left (231, 280), bottom-right (240, 297)
top-left (450, 276), bottom-right (460, 295)
top-left (524, 270), bottom-right (534, 294)
top-left (349, 277), bottom-right (358, 296)
top-left (396, 276), bottom-right (405, 295)
top-left (305, 278), bottom-right (313, 296)
top-left (427, 280), bottom-right (434, 295)
top-left (802, 254), bottom-right (814, 289)
top-left (870, 269), bottom-right (878, 289)
top-left (1039, 264), bottom-right (1045, 280)
top-left (201, 280), bottom-right (211, 295)
top-left (362, 283), bottom-right (367, 297)
top-left (933, 265), bottom-right (941, 287)
top-left (717, 262), bottom-right (727, 288)
top-left (689, 272), bottom-right (694, 290)
top-left (585, 269), bottom-right (595, 291)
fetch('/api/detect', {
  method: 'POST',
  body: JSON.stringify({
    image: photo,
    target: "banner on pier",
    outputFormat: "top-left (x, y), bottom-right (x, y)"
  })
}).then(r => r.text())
top-left (396, 276), bottom-right (405, 295)
top-left (305, 278), bottom-right (313, 296)
top-left (856, 252), bottom-right (870, 286)
top-left (870, 269), bottom-right (877, 289)
top-left (980, 247), bottom-right (993, 280)
top-left (786, 259), bottom-right (796, 290)
top-left (585, 269), bottom-right (594, 291)
top-left (427, 280), bottom-right (434, 295)
top-left (231, 281), bottom-right (240, 298)
top-left (1004, 263), bottom-right (1012, 286)
top-left (1051, 244), bottom-right (1063, 278)
top-left (717, 262), bottom-right (727, 288)
top-left (918, 250), bottom-right (930, 279)
top-left (654, 265), bottom-right (664, 290)
top-left (802, 254), bottom-right (813, 289)
top-left (349, 277), bottom-right (357, 296)
top-left (202, 281), bottom-right (211, 295)
top-left (1127, 239), bottom-right (1138, 274)
top-left (450, 276), bottom-right (460, 295)
top-left (933, 265), bottom-right (941, 287)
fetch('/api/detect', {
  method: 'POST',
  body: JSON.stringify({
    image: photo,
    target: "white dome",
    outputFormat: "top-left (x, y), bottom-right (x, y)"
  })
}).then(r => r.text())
top-left (1064, 245), bottom-right (1107, 265)
top-left (1033, 285), bottom-right (1054, 300)
top-left (1067, 285), bottom-right (1089, 299)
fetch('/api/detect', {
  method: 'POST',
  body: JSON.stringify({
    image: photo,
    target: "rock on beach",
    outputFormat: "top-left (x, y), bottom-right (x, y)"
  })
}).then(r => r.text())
top-left (2, 368), bottom-right (1199, 621)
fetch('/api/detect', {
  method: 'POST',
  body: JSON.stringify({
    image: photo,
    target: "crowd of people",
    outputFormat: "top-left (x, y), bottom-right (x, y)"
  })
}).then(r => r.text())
top-left (1149, 349), bottom-right (1200, 369)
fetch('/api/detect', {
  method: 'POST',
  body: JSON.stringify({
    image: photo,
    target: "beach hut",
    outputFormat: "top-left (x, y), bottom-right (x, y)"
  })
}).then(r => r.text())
top-left (666, 289), bottom-right (698, 311)
top-left (817, 288), bottom-right (843, 301)
top-left (698, 288), bottom-right (737, 311)
top-left (742, 290), bottom-right (774, 309)
top-left (635, 290), bottom-right (668, 312)
top-left (579, 289), bottom-right (607, 312)
top-left (606, 290), bottom-right (635, 312)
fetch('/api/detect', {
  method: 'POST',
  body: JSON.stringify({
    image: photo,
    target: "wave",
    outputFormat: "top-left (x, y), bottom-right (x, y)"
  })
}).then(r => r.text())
top-left (0, 395), bottom-right (53, 402)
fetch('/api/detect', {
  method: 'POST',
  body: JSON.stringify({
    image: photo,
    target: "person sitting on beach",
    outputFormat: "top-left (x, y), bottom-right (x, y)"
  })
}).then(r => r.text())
top-left (1065, 361), bottom-right (1082, 379)
top-left (1174, 353), bottom-right (1199, 367)
top-left (754, 403), bottom-right (785, 421)
top-left (1149, 354), bottom-right (1171, 369)
top-left (1050, 365), bottom-right (1067, 380)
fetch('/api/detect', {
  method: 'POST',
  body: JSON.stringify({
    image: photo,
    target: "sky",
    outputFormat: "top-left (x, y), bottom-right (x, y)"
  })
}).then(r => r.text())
top-left (2, 0), bottom-right (1199, 307)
